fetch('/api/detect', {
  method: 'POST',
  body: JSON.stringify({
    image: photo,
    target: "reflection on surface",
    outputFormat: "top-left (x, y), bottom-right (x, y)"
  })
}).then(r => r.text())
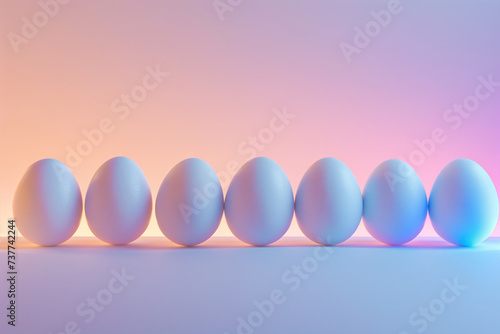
top-left (1, 237), bottom-right (498, 334)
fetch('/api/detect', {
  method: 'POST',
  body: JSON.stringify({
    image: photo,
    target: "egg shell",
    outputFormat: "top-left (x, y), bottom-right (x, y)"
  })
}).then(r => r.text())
top-left (429, 159), bottom-right (499, 246)
top-left (85, 157), bottom-right (152, 245)
top-left (295, 158), bottom-right (362, 245)
top-left (13, 159), bottom-right (82, 246)
top-left (155, 158), bottom-right (223, 246)
top-left (225, 157), bottom-right (294, 246)
top-left (363, 159), bottom-right (427, 245)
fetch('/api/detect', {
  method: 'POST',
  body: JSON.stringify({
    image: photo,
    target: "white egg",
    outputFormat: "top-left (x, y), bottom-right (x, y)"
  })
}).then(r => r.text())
top-left (155, 158), bottom-right (223, 246)
top-left (225, 157), bottom-right (294, 246)
top-left (85, 157), bottom-right (152, 245)
top-left (295, 158), bottom-right (362, 245)
top-left (13, 159), bottom-right (82, 246)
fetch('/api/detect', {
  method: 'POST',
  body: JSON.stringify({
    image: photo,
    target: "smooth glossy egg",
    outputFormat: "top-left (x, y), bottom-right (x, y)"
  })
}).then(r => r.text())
top-left (295, 158), bottom-right (362, 245)
top-left (225, 157), bottom-right (294, 246)
top-left (13, 159), bottom-right (82, 246)
top-left (363, 159), bottom-right (427, 245)
top-left (85, 157), bottom-right (152, 245)
top-left (429, 159), bottom-right (499, 246)
top-left (156, 158), bottom-right (223, 246)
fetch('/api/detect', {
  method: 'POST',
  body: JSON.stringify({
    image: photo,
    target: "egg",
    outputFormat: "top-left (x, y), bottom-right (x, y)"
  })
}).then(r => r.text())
top-left (155, 158), bottom-right (223, 246)
top-left (295, 158), bottom-right (362, 245)
top-left (225, 157), bottom-right (294, 246)
top-left (363, 159), bottom-right (427, 245)
top-left (85, 157), bottom-right (152, 245)
top-left (429, 159), bottom-right (499, 246)
top-left (13, 159), bottom-right (82, 246)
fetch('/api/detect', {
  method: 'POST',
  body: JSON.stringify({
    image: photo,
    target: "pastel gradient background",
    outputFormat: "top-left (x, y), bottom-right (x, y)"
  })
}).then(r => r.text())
top-left (1, 0), bottom-right (499, 241)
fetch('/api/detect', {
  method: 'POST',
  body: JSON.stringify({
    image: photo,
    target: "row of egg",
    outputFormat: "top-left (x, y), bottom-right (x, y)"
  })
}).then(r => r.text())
top-left (13, 157), bottom-right (499, 247)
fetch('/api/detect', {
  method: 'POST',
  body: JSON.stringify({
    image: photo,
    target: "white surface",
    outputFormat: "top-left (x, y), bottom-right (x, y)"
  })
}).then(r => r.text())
top-left (1, 237), bottom-right (499, 334)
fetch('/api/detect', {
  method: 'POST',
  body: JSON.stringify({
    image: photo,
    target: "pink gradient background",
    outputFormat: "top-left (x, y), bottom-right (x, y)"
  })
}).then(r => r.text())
top-left (1, 0), bottom-right (499, 240)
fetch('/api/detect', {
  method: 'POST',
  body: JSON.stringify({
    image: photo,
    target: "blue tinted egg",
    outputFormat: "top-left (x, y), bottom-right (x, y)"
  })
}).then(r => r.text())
top-left (363, 159), bottom-right (427, 245)
top-left (295, 158), bottom-right (362, 245)
top-left (225, 157), bottom-right (294, 246)
top-left (429, 159), bottom-right (499, 246)
top-left (155, 158), bottom-right (223, 246)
